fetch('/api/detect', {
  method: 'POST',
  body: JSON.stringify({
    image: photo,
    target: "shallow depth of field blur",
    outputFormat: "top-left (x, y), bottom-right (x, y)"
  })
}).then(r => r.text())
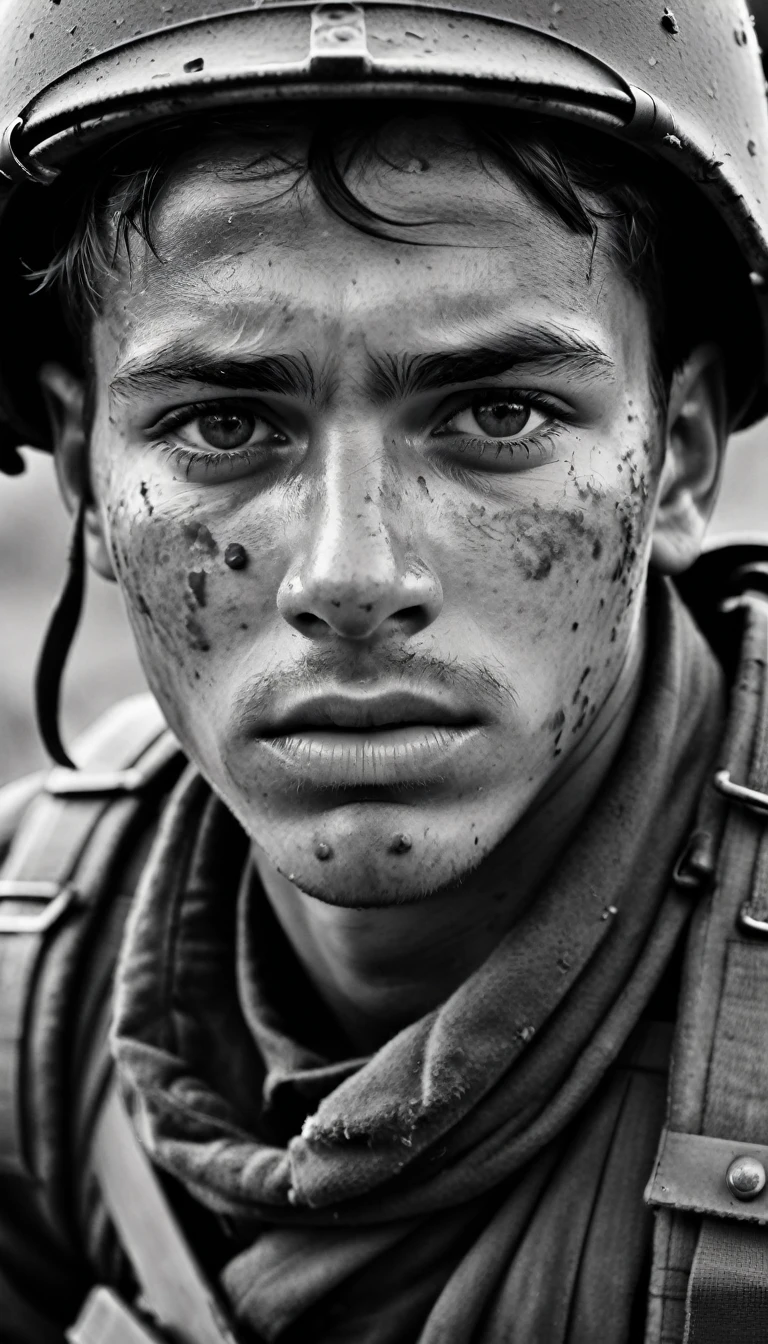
top-left (1, 429), bottom-right (768, 785)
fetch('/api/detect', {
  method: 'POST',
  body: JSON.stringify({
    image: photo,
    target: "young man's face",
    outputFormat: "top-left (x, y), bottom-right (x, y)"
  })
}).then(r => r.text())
top-left (79, 119), bottom-right (668, 905)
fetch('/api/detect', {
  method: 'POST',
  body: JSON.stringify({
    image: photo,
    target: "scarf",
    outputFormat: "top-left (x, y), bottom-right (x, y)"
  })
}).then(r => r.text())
top-left (111, 579), bottom-right (725, 1344)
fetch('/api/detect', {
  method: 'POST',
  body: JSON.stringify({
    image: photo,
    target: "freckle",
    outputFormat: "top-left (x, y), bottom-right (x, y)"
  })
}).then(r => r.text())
top-left (571, 622), bottom-right (579, 631)
top-left (579, 666), bottom-right (591, 684)
top-left (240, 622), bottom-right (249, 630)
top-left (359, 602), bottom-right (373, 612)
top-left (610, 626), bottom-right (617, 642)
top-left (331, 599), bottom-right (341, 608)
top-left (194, 670), bottom-right (201, 680)
top-left (599, 598), bottom-right (605, 610)
top-left (592, 539), bottom-right (602, 560)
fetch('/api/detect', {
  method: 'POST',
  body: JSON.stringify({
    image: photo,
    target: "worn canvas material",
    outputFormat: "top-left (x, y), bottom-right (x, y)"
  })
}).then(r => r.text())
top-left (112, 579), bottom-right (724, 1344)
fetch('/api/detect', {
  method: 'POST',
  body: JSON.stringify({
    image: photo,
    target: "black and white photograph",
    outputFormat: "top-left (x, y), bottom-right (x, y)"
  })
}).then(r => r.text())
top-left (2, 2), bottom-right (768, 1341)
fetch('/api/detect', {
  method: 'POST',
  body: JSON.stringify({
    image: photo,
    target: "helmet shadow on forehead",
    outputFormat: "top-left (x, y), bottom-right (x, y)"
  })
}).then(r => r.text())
top-left (9, 102), bottom-right (760, 447)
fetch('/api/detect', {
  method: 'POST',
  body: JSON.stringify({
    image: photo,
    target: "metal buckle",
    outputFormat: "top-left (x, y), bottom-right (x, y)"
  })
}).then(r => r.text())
top-left (738, 904), bottom-right (768, 937)
top-left (0, 882), bottom-right (75, 935)
top-left (713, 769), bottom-right (768, 816)
top-left (672, 830), bottom-right (714, 891)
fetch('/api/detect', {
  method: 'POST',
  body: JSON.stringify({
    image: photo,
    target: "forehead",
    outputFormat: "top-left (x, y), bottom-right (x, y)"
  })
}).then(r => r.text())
top-left (97, 119), bottom-right (640, 367)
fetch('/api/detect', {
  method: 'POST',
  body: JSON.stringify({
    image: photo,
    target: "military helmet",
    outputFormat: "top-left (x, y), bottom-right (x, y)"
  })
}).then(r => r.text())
top-left (1, 0), bottom-right (767, 473)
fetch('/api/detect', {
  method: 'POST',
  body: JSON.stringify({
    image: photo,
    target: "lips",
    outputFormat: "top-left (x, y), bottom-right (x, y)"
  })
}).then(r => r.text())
top-left (253, 688), bottom-right (483, 789)
top-left (258, 689), bottom-right (478, 738)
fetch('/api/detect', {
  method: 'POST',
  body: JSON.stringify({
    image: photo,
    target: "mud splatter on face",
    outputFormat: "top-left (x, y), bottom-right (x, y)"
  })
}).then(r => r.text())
top-left (467, 501), bottom-right (602, 581)
top-left (139, 480), bottom-right (154, 516)
top-left (186, 614), bottom-right (211, 652)
top-left (184, 520), bottom-right (219, 554)
top-left (187, 570), bottom-right (207, 607)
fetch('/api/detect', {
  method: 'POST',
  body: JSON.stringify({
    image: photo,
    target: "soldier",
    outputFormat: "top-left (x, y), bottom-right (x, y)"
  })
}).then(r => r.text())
top-left (1, 1), bottom-right (768, 1341)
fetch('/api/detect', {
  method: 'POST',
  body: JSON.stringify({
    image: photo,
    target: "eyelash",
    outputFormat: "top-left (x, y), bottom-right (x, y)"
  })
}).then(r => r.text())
top-left (147, 389), bottom-right (567, 475)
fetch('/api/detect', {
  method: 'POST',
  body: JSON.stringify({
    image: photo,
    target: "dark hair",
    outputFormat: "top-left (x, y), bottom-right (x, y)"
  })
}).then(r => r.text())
top-left (13, 103), bottom-right (761, 420)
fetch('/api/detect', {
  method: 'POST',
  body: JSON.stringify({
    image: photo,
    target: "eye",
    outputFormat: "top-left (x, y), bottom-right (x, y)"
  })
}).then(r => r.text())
top-left (440, 394), bottom-right (549, 441)
top-left (156, 403), bottom-right (288, 452)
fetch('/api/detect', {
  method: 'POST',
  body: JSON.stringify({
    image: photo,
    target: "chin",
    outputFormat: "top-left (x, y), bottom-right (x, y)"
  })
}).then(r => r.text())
top-left (261, 822), bottom-right (489, 907)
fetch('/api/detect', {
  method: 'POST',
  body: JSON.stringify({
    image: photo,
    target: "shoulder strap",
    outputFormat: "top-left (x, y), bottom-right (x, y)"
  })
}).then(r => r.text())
top-left (68, 1083), bottom-right (241, 1344)
top-left (646, 577), bottom-right (768, 1343)
top-left (0, 693), bottom-right (181, 1194)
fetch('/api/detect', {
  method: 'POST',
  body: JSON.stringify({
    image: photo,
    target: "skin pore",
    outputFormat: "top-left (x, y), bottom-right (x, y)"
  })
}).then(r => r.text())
top-left (43, 117), bottom-right (726, 1052)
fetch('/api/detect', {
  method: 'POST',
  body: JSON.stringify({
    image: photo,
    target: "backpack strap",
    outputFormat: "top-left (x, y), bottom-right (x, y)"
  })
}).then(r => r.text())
top-left (0, 693), bottom-right (181, 1197)
top-left (68, 1083), bottom-right (242, 1344)
top-left (646, 572), bottom-right (768, 1342)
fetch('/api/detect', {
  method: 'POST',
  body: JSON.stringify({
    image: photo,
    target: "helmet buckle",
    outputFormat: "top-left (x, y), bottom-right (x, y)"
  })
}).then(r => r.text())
top-left (0, 117), bottom-right (58, 186)
top-left (308, 4), bottom-right (371, 76)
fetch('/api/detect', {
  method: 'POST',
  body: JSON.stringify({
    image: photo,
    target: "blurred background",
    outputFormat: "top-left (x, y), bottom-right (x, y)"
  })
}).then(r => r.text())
top-left (1, 427), bottom-right (767, 786)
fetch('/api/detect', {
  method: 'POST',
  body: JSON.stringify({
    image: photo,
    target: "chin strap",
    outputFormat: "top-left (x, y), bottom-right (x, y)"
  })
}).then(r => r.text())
top-left (34, 499), bottom-right (86, 769)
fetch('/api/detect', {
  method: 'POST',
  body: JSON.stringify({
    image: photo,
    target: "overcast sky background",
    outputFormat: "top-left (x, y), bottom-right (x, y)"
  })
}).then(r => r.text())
top-left (1, 425), bottom-right (767, 785)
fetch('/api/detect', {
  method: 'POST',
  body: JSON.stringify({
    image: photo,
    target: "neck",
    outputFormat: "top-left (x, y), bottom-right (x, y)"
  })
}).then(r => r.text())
top-left (253, 619), bottom-right (647, 1054)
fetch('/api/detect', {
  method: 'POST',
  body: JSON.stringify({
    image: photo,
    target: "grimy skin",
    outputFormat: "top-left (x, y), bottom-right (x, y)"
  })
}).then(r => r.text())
top-left (43, 118), bottom-right (726, 1049)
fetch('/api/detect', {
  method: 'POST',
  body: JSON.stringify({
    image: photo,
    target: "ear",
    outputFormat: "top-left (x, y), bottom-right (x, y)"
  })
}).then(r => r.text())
top-left (38, 361), bottom-right (116, 581)
top-left (650, 344), bottom-right (728, 576)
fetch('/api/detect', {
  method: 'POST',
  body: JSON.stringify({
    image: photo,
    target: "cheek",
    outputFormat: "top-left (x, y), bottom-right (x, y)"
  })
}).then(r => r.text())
top-left (100, 476), bottom-right (281, 705)
top-left (442, 463), bottom-right (653, 752)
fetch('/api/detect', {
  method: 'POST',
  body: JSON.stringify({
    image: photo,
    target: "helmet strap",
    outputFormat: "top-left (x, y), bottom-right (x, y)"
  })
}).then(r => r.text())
top-left (34, 499), bottom-right (87, 769)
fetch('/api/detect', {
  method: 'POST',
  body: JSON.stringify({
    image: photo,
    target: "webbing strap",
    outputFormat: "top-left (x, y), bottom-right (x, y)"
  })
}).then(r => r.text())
top-left (646, 593), bottom-right (768, 1342)
top-left (685, 1220), bottom-right (768, 1344)
top-left (0, 694), bottom-right (178, 1176)
top-left (87, 1083), bottom-right (240, 1344)
top-left (683, 598), bottom-right (768, 1341)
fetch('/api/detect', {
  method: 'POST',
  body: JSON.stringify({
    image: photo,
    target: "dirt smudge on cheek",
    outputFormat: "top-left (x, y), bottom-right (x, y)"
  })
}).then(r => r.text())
top-left (185, 615), bottom-right (212, 652)
top-left (467, 500), bottom-right (605, 582)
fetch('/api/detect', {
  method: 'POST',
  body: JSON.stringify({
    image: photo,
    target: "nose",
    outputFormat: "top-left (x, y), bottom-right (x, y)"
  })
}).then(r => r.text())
top-left (277, 458), bottom-right (443, 642)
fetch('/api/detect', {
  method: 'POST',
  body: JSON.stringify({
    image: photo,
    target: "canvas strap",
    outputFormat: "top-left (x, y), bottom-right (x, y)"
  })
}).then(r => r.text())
top-left (68, 1082), bottom-right (242, 1344)
top-left (0, 693), bottom-right (178, 1179)
top-left (646, 586), bottom-right (768, 1342)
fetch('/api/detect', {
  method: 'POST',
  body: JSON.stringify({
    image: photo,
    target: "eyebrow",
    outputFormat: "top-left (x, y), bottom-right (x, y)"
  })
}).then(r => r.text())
top-left (109, 347), bottom-right (321, 403)
top-left (368, 326), bottom-right (614, 400)
top-left (108, 324), bottom-right (614, 404)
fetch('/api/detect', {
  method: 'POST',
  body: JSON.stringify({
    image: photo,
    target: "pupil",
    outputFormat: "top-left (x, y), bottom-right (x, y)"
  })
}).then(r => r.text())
top-left (199, 411), bottom-right (255, 450)
top-left (474, 399), bottom-right (529, 438)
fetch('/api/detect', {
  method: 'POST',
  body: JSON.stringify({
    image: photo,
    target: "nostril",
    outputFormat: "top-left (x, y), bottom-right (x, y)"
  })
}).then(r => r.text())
top-left (398, 604), bottom-right (426, 624)
top-left (294, 612), bottom-right (324, 633)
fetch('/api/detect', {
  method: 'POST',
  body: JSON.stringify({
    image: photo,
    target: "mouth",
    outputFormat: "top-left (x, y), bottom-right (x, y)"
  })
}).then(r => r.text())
top-left (256, 690), bottom-right (483, 789)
